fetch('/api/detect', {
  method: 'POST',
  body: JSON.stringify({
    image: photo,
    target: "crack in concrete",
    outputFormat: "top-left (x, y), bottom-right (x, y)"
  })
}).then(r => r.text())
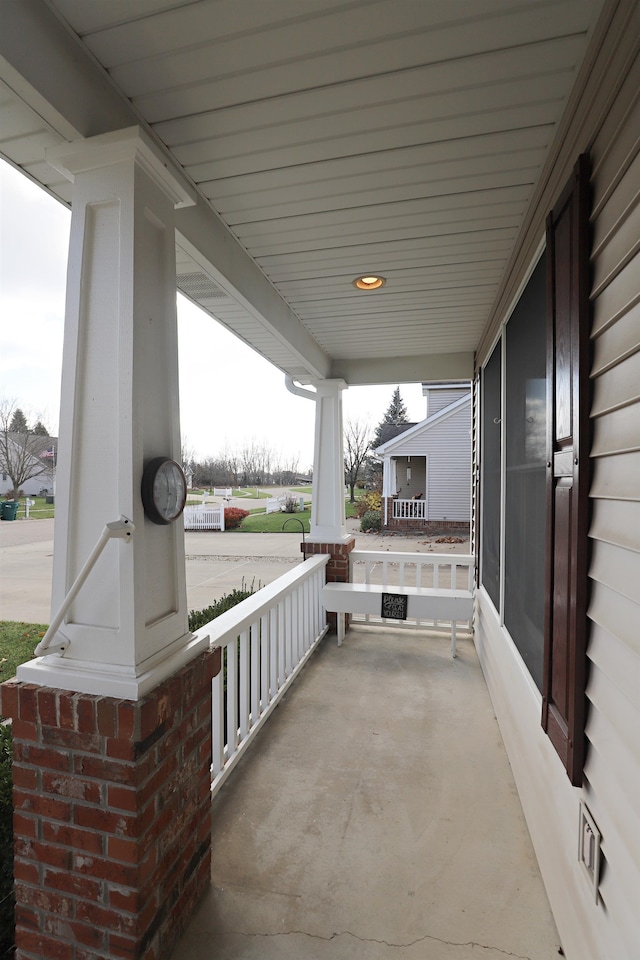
top-left (225, 928), bottom-right (533, 958)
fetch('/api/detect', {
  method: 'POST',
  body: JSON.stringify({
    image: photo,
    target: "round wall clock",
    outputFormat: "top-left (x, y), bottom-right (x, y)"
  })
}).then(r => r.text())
top-left (141, 457), bottom-right (187, 525)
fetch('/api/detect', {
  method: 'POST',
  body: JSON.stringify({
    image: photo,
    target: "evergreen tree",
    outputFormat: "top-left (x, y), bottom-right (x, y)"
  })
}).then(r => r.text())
top-left (9, 408), bottom-right (28, 433)
top-left (371, 387), bottom-right (409, 448)
top-left (32, 420), bottom-right (49, 436)
top-left (366, 387), bottom-right (411, 489)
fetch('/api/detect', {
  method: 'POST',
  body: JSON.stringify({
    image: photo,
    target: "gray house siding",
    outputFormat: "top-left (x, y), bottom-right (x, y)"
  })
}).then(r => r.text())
top-left (424, 407), bottom-right (471, 522)
top-left (424, 386), bottom-right (469, 417)
top-left (380, 399), bottom-right (471, 526)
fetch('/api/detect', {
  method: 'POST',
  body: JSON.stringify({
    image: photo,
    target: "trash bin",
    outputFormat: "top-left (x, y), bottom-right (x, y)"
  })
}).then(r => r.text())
top-left (1, 501), bottom-right (19, 520)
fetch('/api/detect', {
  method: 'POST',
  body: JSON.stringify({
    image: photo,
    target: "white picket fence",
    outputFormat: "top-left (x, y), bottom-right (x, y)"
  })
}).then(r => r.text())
top-left (213, 487), bottom-right (232, 497)
top-left (183, 503), bottom-right (225, 531)
top-left (197, 555), bottom-right (330, 795)
top-left (265, 496), bottom-right (286, 514)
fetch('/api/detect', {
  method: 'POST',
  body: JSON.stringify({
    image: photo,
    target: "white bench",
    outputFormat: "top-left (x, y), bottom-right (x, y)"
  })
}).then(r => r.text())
top-left (322, 582), bottom-right (473, 657)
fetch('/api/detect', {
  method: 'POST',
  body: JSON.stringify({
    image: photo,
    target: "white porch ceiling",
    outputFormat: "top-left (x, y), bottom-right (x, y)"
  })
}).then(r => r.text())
top-left (0, 0), bottom-right (607, 385)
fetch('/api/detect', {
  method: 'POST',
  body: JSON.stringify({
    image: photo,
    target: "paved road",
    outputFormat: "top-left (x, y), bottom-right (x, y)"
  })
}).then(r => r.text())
top-left (0, 517), bottom-right (469, 624)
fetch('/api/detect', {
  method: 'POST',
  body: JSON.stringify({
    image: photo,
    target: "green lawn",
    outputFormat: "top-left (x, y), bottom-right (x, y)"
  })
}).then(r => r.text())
top-left (0, 622), bottom-right (46, 693)
top-left (345, 499), bottom-right (360, 518)
top-left (1, 496), bottom-right (55, 521)
top-left (238, 508), bottom-right (311, 533)
top-left (290, 485), bottom-right (312, 494)
top-left (187, 488), bottom-right (270, 500)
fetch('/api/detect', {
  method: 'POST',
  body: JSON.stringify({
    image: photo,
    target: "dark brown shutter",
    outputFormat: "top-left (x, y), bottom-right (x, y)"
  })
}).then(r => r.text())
top-left (542, 154), bottom-right (591, 785)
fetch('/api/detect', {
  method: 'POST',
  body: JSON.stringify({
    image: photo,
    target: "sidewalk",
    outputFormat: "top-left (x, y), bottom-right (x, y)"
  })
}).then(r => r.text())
top-left (0, 518), bottom-right (470, 623)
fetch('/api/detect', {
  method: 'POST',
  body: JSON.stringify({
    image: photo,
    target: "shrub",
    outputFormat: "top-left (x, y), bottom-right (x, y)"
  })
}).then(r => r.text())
top-left (282, 495), bottom-right (298, 513)
top-left (188, 581), bottom-right (257, 632)
top-left (0, 724), bottom-right (14, 955)
top-left (224, 507), bottom-right (250, 530)
top-left (360, 510), bottom-right (382, 532)
top-left (355, 490), bottom-right (382, 518)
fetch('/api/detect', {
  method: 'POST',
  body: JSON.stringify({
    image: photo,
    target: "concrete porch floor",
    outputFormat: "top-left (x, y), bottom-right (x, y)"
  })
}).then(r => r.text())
top-left (172, 626), bottom-right (561, 960)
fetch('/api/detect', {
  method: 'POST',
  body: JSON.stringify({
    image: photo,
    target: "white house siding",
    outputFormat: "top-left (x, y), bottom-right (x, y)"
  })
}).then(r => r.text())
top-left (1, 474), bottom-right (49, 497)
top-left (583, 38), bottom-right (640, 956)
top-left (474, 8), bottom-right (640, 959)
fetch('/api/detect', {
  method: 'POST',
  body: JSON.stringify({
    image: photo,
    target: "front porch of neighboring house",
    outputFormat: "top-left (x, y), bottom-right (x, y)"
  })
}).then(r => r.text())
top-left (378, 384), bottom-right (472, 534)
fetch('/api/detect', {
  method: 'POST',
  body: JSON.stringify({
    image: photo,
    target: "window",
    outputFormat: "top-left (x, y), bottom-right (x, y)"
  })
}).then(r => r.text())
top-left (479, 156), bottom-right (591, 785)
top-left (504, 256), bottom-right (547, 690)
top-left (480, 342), bottom-right (501, 610)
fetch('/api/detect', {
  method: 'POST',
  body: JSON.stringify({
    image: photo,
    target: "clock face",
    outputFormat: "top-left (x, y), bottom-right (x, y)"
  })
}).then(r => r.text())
top-left (141, 457), bottom-right (187, 525)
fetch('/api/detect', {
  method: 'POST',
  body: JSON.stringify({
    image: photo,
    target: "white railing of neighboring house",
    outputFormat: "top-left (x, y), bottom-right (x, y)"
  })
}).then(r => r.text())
top-left (213, 487), bottom-right (232, 498)
top-left (265, 496), bottom-right (286, 514)
top-left (350, 550), bottom-right (474, 630)
top-left (392, 498), bottom-right (427, 520)
top-left (197, 554), bottom-right (329, 795)
top-left (183, 503), bottom-right (225, 531)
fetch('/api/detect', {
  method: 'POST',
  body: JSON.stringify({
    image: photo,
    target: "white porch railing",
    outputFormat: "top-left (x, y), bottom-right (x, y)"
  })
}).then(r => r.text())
top-left (350, 550), bottom-right (474, 630)
top-left (183, 503), bottom-right (225, 530)
top-left (197, 554), bottom-right (329, 795)
top-left (392, 498), bottom-right (427, 520)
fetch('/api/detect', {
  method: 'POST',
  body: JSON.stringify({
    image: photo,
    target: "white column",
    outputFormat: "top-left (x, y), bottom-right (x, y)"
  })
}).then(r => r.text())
top-left (17, 127), bottom-right (207, 700)
top-left (382, 456), bottom-right (395, 497)
top-left (308, 379), bottom-right (349, 542)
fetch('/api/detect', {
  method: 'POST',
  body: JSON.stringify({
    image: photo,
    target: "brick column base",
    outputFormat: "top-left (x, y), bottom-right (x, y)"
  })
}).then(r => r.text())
top-left (304, 536), bottom-right (356, 633)
top-left (0, 648), bottom-right (221, 960)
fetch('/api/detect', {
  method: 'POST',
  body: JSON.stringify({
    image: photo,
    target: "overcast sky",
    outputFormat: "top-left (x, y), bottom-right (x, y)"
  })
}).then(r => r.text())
top-left (0, 160), bottom-right (427, 470)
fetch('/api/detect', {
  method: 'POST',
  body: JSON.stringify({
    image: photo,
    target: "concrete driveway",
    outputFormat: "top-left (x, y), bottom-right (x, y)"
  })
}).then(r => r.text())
top-left (0, 518), bottom-right (469, 624)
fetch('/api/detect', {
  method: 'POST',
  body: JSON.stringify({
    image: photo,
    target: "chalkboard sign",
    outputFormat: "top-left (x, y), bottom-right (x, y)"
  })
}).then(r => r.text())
top-left (381, 592), bottom-right (409, 620)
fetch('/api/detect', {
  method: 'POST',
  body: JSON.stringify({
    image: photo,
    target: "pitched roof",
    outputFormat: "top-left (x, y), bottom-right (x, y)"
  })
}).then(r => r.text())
top-left (374, 395), bottom-right (470, 455)
top-left (376, 423), bottom-right (417, 446)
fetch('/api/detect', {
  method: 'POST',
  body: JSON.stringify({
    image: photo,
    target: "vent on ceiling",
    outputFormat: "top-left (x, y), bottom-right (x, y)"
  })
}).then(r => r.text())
top-left (177, 272), bottom-right (226, 300)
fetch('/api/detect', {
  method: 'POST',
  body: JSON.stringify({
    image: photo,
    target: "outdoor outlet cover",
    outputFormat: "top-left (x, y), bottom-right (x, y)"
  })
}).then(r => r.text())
top-left (578, 800), bottom-right (602, 903)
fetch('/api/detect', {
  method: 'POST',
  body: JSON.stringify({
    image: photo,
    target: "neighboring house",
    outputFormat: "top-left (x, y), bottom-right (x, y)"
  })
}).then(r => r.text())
top-left (376, 383), bottom-right (471, 532)
top-left (0, 436), bottom-right (57, 497)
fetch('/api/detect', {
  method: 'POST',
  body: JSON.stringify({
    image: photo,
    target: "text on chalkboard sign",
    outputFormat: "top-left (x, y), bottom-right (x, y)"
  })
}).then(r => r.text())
top-left (381, 592), bottom-right (409, 620)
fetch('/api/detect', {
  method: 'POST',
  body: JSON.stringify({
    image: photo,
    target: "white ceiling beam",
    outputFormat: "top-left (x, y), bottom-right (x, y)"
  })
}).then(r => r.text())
top-left (331, 353), bottom-right (474, 386)
top-left (0, 0), bottom-right (330, 382)
top-left (174, 217), bottom-right (330, 380)
top-left (0, 0), bottom-right (133, 140)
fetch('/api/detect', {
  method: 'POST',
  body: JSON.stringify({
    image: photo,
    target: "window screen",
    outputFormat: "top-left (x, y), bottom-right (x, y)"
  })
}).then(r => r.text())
top-left (481, 342), bottom-right (501, 611)
top-left (504, 255), bottom-right (547, 689)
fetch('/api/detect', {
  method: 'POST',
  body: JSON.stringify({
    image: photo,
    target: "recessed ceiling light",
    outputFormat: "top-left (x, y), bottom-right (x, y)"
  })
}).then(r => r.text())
top-left (353, 274), bottom-right (386, 290)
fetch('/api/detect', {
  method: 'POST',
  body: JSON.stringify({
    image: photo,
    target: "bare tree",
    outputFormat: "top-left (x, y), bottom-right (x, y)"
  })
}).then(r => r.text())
top-left (344, 418), bottom-right (372, 502)
top-left (0, 400), bottom-right (53, 497)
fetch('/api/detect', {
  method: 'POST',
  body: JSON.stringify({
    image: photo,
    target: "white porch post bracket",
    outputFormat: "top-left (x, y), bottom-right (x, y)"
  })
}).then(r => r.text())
top-left (17, 126), bottom-right (208, 700)
top-left (34, 517), bottom-right (135, 657)
top-left (308, 379), bottom-right (349, 543)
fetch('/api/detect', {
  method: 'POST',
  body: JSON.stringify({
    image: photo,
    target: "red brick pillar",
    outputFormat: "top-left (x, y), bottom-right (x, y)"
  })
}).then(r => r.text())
top-left (0, 648), bottom-right (220, 960)
top-left (304, 536), bottom-right (356, 632)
